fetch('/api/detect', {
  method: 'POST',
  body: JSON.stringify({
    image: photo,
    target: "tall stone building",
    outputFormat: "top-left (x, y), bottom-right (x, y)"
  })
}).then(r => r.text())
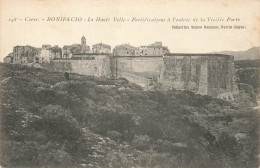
top-left (81, 36), bottom-right (86, 46)
top-left (39, 45), bottom-right (62, 63)
top-left (49, 46), bottom-right (62, 60)
top-left (80, 36), bottom-right (91, 53)
top-left (146, 42), bottom-right (169, 56)
top-left (13, 46), bottom-right (39, 64)
top-left (113, 44), bottom-right (139, 56)
top-left (62, 45), bottom-right (74, 59)
top-left (39, 44), bottom-right (52, 63)
top-left (138, 46), bottom-right (148, 56)
top-left (92, 43), bottom-right (111, 54)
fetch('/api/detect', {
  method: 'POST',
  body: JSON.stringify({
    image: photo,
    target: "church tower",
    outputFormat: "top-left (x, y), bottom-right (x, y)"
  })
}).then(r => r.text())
top-left (81, 36), bottom-right (86, 46)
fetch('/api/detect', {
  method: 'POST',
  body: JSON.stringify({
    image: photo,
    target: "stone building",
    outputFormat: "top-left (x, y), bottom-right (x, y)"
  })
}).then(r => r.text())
top-left (113, 44), bottom-right (139, 56)
top-left (49, 46), bottom-right (62, 60)
top-left (62, 45), bottom-right (74, 59)
top-left (117, 42), bottom-right (169, 56)
top-left (80, 36), bottom-right (90, 53)
top-left (39, 45), bottom-right (52, 63)
top-left (92, 43), bottom-right (111, 54)
top-left (37, 45), bottom-right (62, 63)
top-left (81, 36), bottom-right (86, 46)
top-left (13, 46), bottom-right (39, 64)
top-left (146, 42), bottom-right (169, 56)
top-left (138, 46), bottom-right (148, 56)
top-left (62, 36), bottom-right (90, 59)
top-left (38, 45), bottom-right (62, 63)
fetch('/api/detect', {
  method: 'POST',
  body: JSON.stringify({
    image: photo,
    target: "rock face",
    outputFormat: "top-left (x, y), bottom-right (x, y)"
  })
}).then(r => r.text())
top-left (49, 53), bottom-right (238, 98)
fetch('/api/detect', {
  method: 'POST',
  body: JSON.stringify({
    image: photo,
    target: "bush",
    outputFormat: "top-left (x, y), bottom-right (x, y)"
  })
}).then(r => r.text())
top-left (1, 64), bottom-right (258, 168)
top-left (132, 135), bottom-right (151, 151)
top-left (107, 130), bottom-right (122, 142)
top-left (30, 105), bottom-right (81, 141)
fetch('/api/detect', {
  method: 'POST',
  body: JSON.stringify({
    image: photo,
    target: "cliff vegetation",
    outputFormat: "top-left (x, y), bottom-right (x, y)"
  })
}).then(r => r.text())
top-left (0, 63), bottom-right (258, 168)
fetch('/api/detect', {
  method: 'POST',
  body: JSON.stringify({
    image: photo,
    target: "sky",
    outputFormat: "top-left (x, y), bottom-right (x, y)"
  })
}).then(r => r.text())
top-left (0, 0), bottom-right (260, 61)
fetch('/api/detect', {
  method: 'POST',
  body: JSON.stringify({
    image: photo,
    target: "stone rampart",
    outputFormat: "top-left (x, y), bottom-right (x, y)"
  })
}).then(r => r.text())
top-left (111, 56), bottom-right (163, 87)
top-left (49, 53), bottom-right (238, 98)
top-left (50, 55), bottom-right (111, 77)
top-left (160, 54), bottom-right (238, 97)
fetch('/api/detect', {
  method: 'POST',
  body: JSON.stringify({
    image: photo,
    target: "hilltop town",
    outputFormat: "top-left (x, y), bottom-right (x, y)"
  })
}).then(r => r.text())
top-left (3, 36), bottom-right (170, 64)
top-left (3, 36), bottom-right (240, 102)
top-left (0, 38), bottom-right (258, 167)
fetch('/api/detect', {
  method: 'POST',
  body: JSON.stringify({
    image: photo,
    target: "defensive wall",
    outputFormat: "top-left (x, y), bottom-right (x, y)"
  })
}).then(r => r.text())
top-left (49, 54), bottom-right (111, 78)
top-left (160, 54), bottom-right (238, 97)
top-left (49, 53), bottom-right (238, 98)
top-left (110, 56), bottom-right (162, 87)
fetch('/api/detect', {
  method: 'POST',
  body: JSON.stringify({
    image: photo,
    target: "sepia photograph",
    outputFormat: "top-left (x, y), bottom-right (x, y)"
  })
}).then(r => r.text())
top-left (0, 0), bottom-right (259, 167)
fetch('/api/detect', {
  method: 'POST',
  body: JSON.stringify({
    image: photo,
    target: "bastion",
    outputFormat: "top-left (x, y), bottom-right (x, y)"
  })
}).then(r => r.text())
top-left (49, 53), bottom-right (238, 99)
top-left (160, 53), bottom-right (238, 98)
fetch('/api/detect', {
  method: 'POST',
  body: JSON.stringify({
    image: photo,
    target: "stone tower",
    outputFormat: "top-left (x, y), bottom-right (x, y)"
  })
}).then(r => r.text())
top-left (81, 36), bottom-right (86, 46)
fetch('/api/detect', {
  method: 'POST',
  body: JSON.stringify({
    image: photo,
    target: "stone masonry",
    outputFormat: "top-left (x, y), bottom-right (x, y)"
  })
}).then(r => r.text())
top-left (49, 53), bottom-right (238, 98)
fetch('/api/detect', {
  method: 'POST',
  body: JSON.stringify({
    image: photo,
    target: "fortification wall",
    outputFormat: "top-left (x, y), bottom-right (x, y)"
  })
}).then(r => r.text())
top-left (48, 53), bottom-right (238, 98)
top-left (111, 56), bottom-right (163, 87)
top-left (159, 54), bottom-right (238, 97)
top-left (159, 55), bottom-right (208, 94)
top-left (207, 56), bottom-right (238, 97)
top-left (50, 55), bottom-right (111, 77)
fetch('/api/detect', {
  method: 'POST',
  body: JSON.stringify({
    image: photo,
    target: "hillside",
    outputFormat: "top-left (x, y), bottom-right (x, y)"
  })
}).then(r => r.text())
top-left (235, 59), bottom-right (260, 95)
top-left (213, 46), bottom-right (260, 60)
top-left (0, 63), bottom-right (259, 168)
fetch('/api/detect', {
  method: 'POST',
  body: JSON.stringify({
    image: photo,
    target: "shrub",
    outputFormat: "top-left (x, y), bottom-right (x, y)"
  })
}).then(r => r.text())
top-left (30, 105), bottom-right (81, 141)
top-left (107, 130), bottom-right (122, 142)
top-left (132, 135), bottom-right (151, 151)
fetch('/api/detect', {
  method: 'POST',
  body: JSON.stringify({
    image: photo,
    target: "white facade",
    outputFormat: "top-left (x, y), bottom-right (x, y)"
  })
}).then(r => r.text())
top-left (139, 46), bottom-right (148, 56)
top-left (39, 49), bottom-right (51, 63)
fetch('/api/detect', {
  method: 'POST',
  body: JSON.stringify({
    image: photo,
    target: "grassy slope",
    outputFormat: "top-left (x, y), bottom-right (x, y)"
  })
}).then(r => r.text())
top-left (0, 63), bottom-right (258, 168)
